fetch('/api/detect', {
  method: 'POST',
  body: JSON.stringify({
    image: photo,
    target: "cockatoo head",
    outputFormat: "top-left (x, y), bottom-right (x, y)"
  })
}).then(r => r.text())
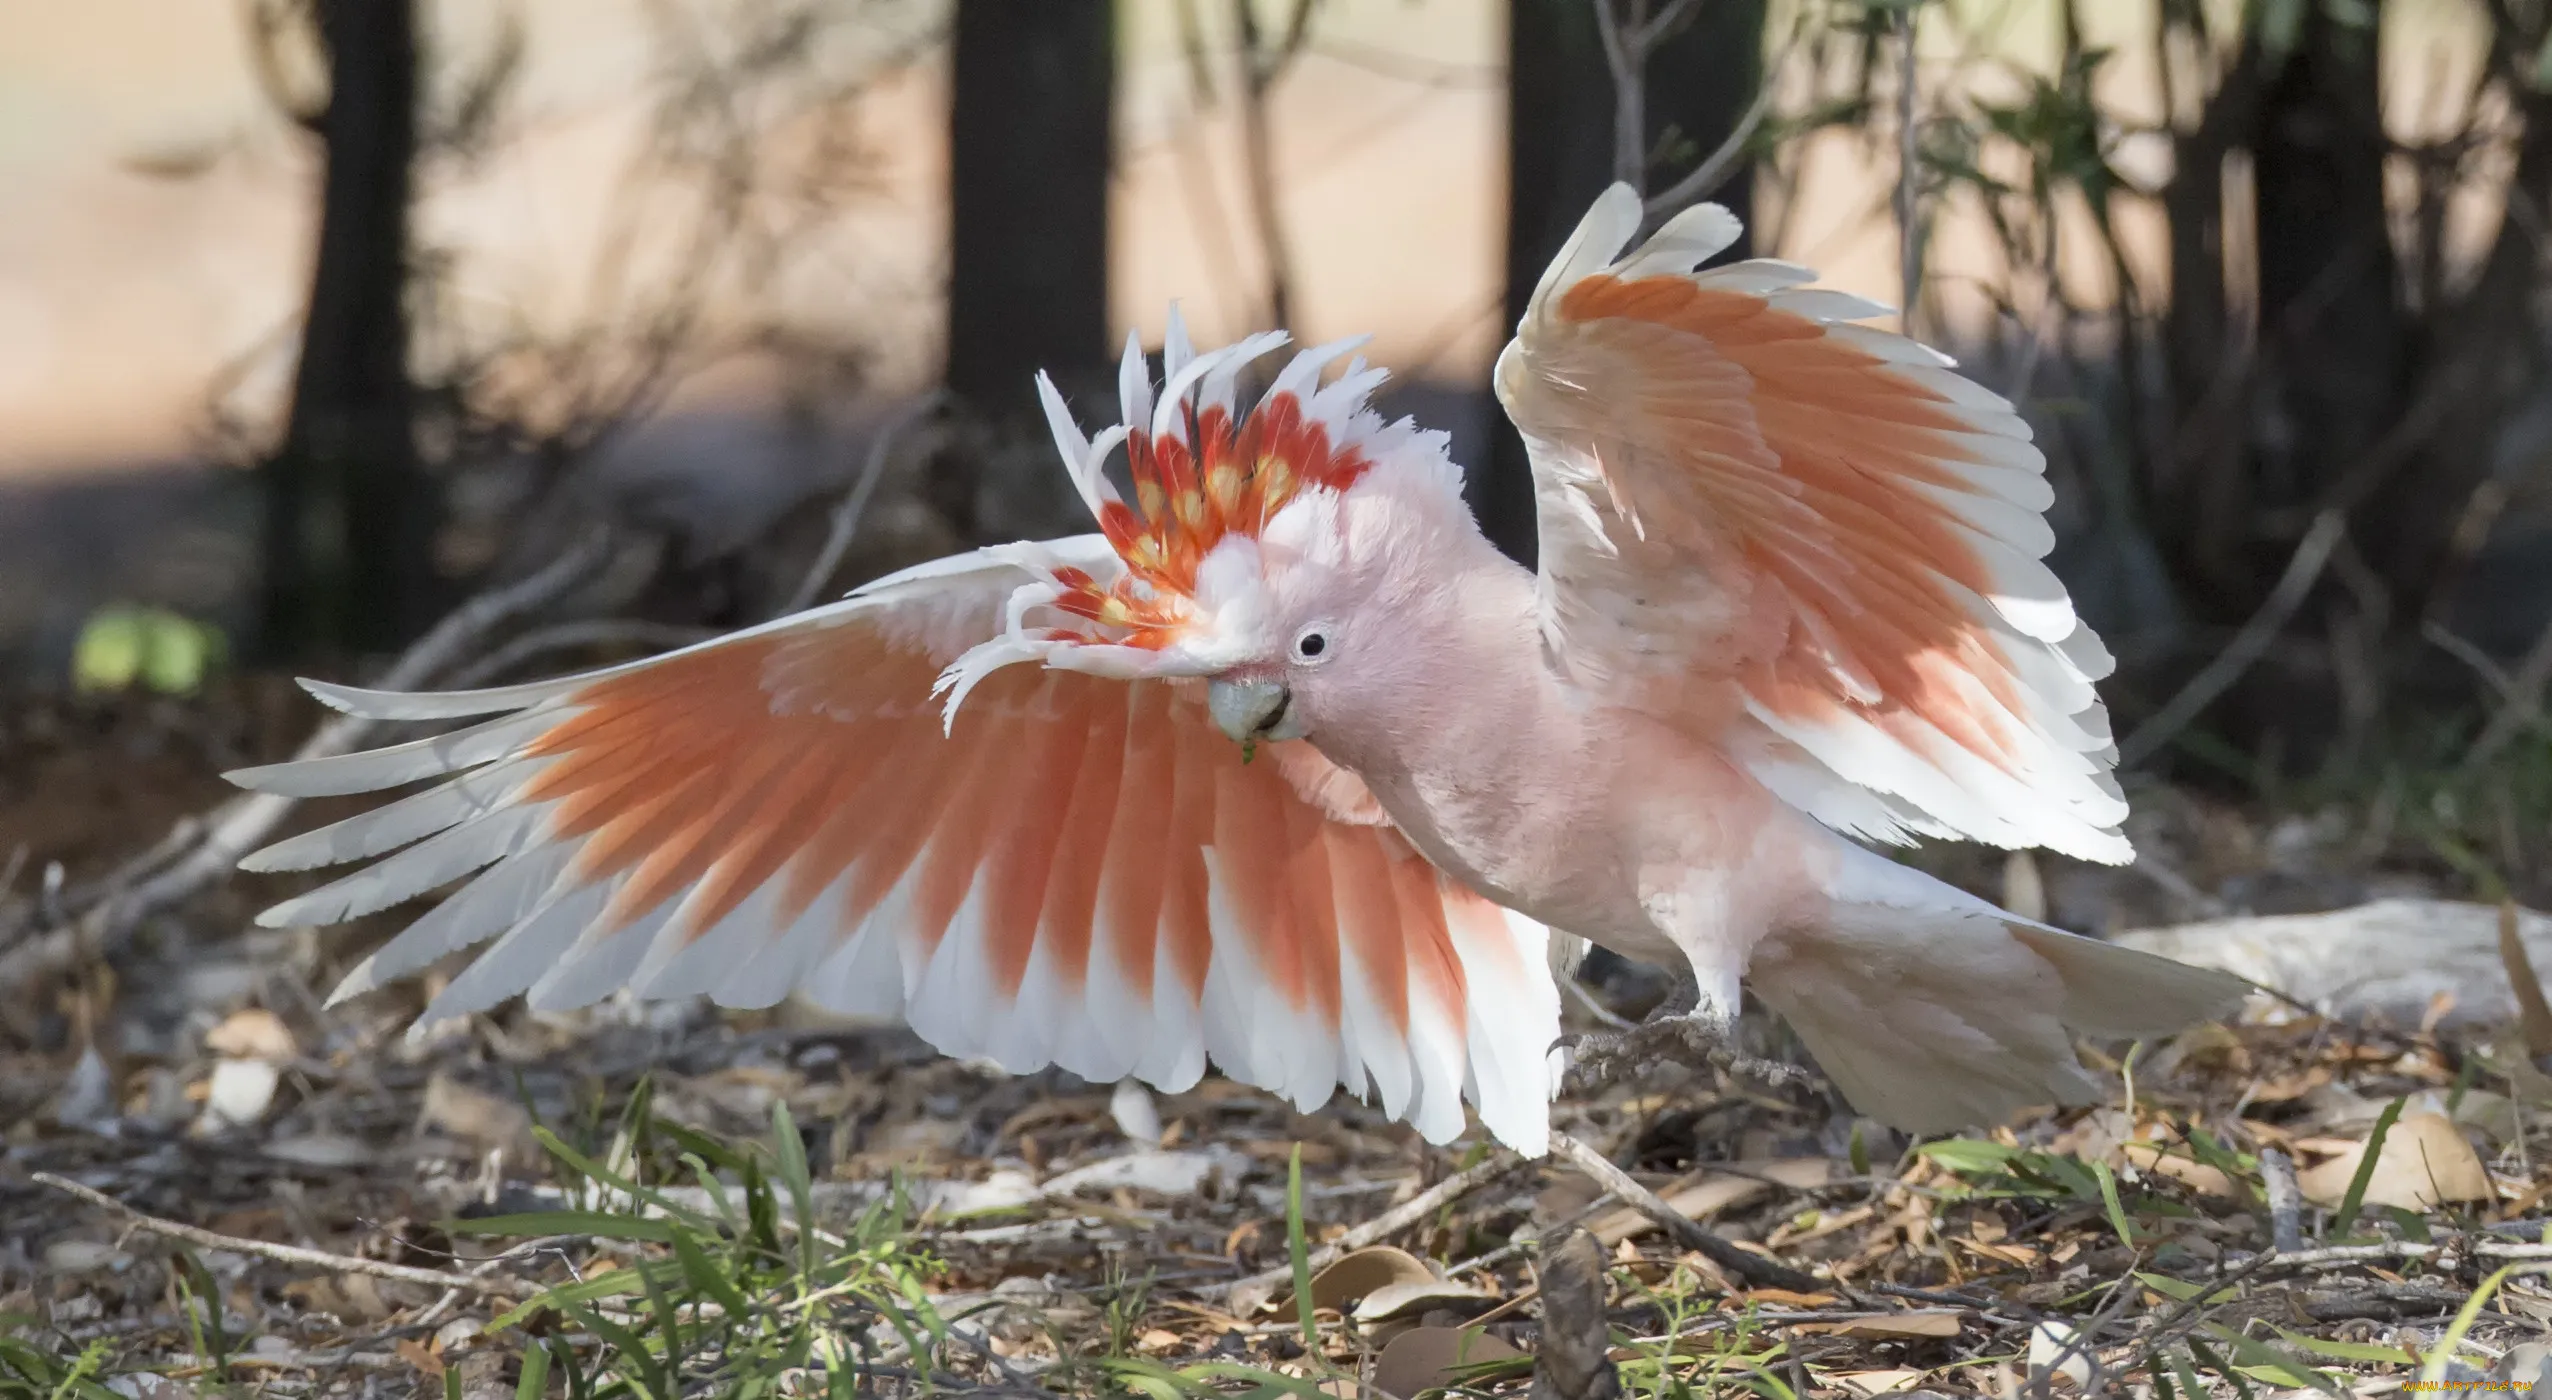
top-left (935, 311), bottom-right (1473, 750)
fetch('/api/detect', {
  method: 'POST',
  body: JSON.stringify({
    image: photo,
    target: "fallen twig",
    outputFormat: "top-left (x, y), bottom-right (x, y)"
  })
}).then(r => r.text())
top-left (1547, 1131), bottom-right (1820, 1293)
top-left (2221, 1236), bottom-right (2552, 1274)
top-left (32, 1172), bottom-right (541, 1300)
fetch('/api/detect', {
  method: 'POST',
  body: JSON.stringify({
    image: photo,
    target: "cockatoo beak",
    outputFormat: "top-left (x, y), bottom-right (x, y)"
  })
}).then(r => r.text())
top-left (1208, 678), bottom-right (1304, 743)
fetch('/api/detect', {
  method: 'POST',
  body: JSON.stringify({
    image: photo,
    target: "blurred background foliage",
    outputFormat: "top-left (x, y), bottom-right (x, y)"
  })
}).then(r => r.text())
top-left (14, 0), bottom-right (2552, 887)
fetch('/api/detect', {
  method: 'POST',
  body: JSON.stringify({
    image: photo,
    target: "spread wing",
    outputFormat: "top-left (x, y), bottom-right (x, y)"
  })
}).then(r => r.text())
top-left (1494, 184), bottom-right (2128, 864)
top-left (229, 539), bottom-right (1559, 1151)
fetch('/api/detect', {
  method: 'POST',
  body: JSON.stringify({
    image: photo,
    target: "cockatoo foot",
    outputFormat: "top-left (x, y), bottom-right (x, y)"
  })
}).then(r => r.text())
top-left (1562, 972), bottom-right (1814, 1094)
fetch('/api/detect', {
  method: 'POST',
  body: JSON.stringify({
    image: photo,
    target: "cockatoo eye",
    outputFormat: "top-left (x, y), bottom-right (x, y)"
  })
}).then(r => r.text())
top-left (1291, 624), bottom-right (1336, 665)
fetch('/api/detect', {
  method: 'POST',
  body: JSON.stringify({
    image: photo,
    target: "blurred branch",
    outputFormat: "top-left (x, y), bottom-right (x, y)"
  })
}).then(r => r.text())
top-left (1590, 0), bottom-right (1647, 191)
top-left (1643, 67), bottom-right (1780, 218)
top-left (1232, 0), bottom-right (1319, 328)
top-left (2460, 609), bottom-right (2552, 773)
top-left (1894, 4), bottom-right (1922, 330)
top-left (440, 619), bottom-right (715, 691)
top-left (2119, 510), bottom-right (2346, 768)
top-left (242, 0), bottom-right (329, 133)
top-left (0, 535), bottom-right (611, 992)
top-left (779, 391), bottom-right (944, 618)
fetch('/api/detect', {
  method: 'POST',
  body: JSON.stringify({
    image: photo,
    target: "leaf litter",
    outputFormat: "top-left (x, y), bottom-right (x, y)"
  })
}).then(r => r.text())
top-left (5, 694), bottom-right (2552, 1395)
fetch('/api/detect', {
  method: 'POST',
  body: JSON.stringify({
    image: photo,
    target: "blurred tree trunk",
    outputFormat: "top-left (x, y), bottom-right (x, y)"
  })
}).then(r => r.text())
top-left (261, 0), bottom-right (437, 659)
top-left (2141, 0), bottom-right (2552, 760)
top-left (2248, 1), bottom-right (2405, 590)
top-left (1484, 0), bottom-right (1765, 566)
top-left (941, 0), bottom-right (1115, 540)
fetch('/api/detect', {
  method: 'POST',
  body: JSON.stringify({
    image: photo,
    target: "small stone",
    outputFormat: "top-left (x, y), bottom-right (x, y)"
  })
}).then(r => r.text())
top-left (50, 1046), bottom-right (116, 1129)
top-left (1109, 1078), bottom-right (1164, 1146)
top-left (42, 1240), bottom-right (131, 1274)
top-left (199, 1058), bottom-right (280, 1129)
top-left (2028, 1320), bottom-right (2094, 1389)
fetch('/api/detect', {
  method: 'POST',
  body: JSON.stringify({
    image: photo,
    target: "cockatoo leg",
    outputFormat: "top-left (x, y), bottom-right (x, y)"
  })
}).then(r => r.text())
top-left (1562, 966), bottom-right (1813, 1094)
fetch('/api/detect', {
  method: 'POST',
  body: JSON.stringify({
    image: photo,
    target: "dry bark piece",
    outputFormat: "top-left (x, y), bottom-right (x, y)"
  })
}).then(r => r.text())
top-left (1530, 1229), bottom-right (1619, 1400)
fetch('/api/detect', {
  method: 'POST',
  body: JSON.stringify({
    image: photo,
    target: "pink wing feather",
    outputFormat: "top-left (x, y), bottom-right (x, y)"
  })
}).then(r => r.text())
top-left (1496, 185), bottom-right (2129, 864)
top-left (229, 542), bottom-right (1557, 1151)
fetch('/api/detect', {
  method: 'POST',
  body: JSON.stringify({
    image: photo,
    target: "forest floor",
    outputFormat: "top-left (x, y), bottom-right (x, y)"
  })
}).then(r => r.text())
top-left (4, 684), bottom-right (2552, 1399)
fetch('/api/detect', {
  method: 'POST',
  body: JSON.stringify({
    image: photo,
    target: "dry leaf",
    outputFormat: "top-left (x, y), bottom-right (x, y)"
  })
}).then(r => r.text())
top-left (2122, 1142), bottom-right (2239, 1198)
top-left (1791, 1309), bottom-right (1963, 1341)
top-left (1270, 1245), bottom-right (1439, 1322)
top-left (204, 1008), bottom-right (297, 1061)
top-left (2295, 1112), bottom-right (2492, 1209)
top-left (1352, 1277), bottom-right (1492, 1324)
top-left (394, 1338), bottom-right (446, 1379)
top-left (1832, 1368), bottom-right (1931, 1397)
top-left (419, 1072), bottom-right (535, 1156)
top-left (1743, 1287), bottom-right (1840, 1307)
top-left (1369, 1325), bottom-right (1525, 1400)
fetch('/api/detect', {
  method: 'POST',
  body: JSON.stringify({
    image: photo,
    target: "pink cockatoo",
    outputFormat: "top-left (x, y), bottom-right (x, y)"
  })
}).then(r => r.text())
top-left (228, 187), bottom-right (2247, 1155)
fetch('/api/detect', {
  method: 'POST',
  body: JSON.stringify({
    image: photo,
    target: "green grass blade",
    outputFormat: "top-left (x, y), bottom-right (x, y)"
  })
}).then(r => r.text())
top-left (670, 1227), bottom-right (753, 1318)
top-left (531, 1126), bottom-right (717, 1231)
top-left (2188, 1335), bottom-right (2258, 1400)
top-left (515, 1336), bottom-right (552, 1400)
top-left (2092, 1160), bottom-right (2139, 1245)
top-left (487, 1262), bottom-right (662, 1332)
top-left (772, 1099), bottom-right (818, 1280)
top-left (2199, 1322), bottom-right (2342, 1395)
top-left (2329, 1097), bottom-right (2403, 1240)
top-left (2167, 1348), bottom-right (2209, 1400)
top-left (2422, 1264), bottom-right (2517, 1384)
top-left (1285, 1142), bottom-right (1318, 1354)
top-left (567, 1304), bottom-right (667, 1400)
top-left (638, 1252), bottom-right (688, 1384)
top-left (1913, 1139), bottom-right (2020, 1175)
